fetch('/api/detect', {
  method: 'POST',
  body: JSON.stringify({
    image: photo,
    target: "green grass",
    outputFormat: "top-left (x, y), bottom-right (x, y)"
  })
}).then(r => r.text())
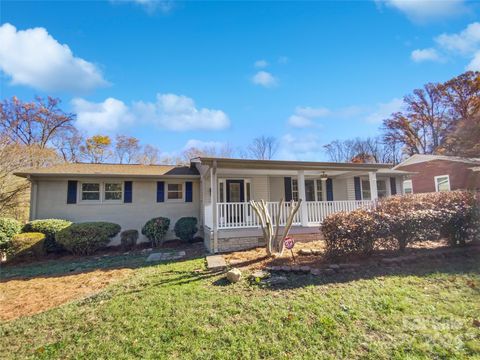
top-left (1, 252), bottom-right (479, 359)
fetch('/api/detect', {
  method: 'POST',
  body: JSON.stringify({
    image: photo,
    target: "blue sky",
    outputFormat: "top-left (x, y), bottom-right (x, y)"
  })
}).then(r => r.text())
top-left (1, 0), bottom-right (479, 160)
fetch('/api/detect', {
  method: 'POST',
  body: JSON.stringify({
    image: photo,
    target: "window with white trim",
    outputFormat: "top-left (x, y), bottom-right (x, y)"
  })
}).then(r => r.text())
top-left (291, 179), bottom-right (299, 201)
top-left (361, 179), bottom-right (387, 199)
top-left (104, 183), bottom-right (123, 201)
top-left (435, 175), bottom-right (450, 192)
top-left (403, 179), bottom-right (413, 194)
top-left (167, 183), bottom-right (183, 200)
top-left (81, 183), bottom-right (100, 201)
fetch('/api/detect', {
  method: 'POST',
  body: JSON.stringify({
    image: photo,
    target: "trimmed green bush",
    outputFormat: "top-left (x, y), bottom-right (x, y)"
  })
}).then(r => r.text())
top-left (0, 218), bottom-right (22, 255)
top-left (22, 219), bottom-right (72, 253)
top-left (8, 232), bottom-right (46, 260)
top-left (56, 222), bottom-right (121, 256)
top-left (174, 217), bottom-right (198, 243)
top-left (120, 229), bottom-right (138, 250)
top-left (142, 217), bottom-right (170, 246)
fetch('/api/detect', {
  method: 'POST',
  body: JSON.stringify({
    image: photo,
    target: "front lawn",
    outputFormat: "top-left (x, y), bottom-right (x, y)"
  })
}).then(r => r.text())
top-left (1, 250), bottom-right (479, 359)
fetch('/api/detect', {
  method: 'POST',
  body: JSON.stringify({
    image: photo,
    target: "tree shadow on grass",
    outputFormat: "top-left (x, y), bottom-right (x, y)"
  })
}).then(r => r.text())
top-left (256, 250), bottom-right (480, 291)
top-left (0, 243), bottom-right (208, 281)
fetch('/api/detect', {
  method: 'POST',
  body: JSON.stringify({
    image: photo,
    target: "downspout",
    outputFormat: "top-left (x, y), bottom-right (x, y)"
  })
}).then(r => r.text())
top-left (211, 161), bottom-right (218, 253)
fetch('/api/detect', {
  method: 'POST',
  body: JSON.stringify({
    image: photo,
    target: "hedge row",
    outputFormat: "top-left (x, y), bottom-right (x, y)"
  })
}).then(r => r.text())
top-left (321, 191), bottom-right (480, 259)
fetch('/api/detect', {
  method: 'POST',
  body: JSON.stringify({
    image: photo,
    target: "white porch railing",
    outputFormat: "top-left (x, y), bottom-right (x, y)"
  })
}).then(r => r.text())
top-left (216, 200), bottom-right (375, 229)
top-left (306, 200), bottom-right (374, 224)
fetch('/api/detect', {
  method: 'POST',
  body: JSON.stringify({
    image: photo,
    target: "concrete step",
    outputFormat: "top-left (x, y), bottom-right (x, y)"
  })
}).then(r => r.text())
top-left (206, 255), bottom-right (227, 271)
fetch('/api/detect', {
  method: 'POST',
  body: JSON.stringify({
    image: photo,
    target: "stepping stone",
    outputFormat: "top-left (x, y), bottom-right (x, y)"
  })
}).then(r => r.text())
top-left (299, 249), bottom-right (313, 256)
top-left (265, 275), bottom-right (288, 285)
top-left (206, 255), bottom-right (227, 271)
top-left (146, 251), bottom-right (186, 262)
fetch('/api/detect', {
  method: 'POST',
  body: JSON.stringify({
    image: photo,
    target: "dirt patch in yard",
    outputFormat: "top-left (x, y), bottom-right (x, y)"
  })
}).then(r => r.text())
top-left (0, 268), bottom-right (132, 321)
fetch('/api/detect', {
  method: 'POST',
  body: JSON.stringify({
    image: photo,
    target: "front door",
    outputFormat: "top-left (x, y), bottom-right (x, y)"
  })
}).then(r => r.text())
top-left (226, 180), bottom-right (245, 223)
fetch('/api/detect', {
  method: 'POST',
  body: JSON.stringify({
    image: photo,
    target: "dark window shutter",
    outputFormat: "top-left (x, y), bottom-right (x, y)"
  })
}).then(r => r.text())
top-left (67, 180), bottom-right (77, 204)
top-left (157, 181), bottom-right (165, 202)
top-left (185, 181), bottom-right (193, 202)
top-left (124, 181), bottom-right (132, 203)
top-left (354, 177), bottom-right (361, 200)
top-left (326, 178), bottom-right (334, 201)
top-left (284, 177), bottom-right (292, 201)
top-left (390, 177), bottom-right (397, 195)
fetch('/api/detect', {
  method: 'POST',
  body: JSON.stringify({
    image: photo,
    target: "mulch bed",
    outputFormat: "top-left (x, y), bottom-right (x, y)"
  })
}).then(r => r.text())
top-left (223, 239), bottom-right (468, 271)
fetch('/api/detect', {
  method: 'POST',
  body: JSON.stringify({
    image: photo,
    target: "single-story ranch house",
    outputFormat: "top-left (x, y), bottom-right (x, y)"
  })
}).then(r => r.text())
top-left (15, 157), bottom-right (411, 253)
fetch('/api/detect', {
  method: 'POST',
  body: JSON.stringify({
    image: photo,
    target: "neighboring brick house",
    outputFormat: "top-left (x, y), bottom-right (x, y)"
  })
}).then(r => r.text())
top-left (394, 154), bottom-right (480, 194)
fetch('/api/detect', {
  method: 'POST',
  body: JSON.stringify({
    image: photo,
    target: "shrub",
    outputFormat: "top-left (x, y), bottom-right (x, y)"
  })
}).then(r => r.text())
top-left (321, 209), bottom-right (389, 259)
top-left (120, 229), bottom-right (138, 250)
top-left (56, 222), bottom-right (121, 256)
top-left (321, 190), bottom-right (480, 259)
top-left (0, 218), bottom-right (22, 255)
top-left (8, 232), bottom-right (46, 260)
top-left (174, 217), bottom-right (198, 243)
top-left (142, 217), bottom-right (170, 246)
top-left (22, 219), bottom-right (72, 253)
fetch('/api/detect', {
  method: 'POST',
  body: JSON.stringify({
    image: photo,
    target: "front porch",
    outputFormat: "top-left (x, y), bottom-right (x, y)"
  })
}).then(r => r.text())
top-left (194, 157), bottom-right (409, 253)
top-left (216, 200), bottom-right (374, 229)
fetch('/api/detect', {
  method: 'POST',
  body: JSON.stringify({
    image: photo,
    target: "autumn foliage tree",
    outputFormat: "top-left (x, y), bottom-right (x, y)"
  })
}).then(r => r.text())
top-left (382, 71), bottom-right (480, 157)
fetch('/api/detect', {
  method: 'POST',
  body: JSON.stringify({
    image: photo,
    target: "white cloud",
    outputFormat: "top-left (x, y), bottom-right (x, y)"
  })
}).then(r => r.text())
top-left (278, 56), bottom-right (289, 64)
top-left (414, 22), bottom-right (480, 70)
top-left (110, 0), bottom-right (174, 13)
top-left (133, 93), bottom-right (230, 131)
top-left (72, 98), bottom-right (133, 133)
top-left (365, 98), bottom-right (404, 123)
top-left (73, 93), bottom-right (230, 133)
top-left (466, 51), bottom-right (480, 71)
top-left (252, 71), bottom-right (277, 88)
top-left (378, 0), bottom-right (468, 22)
top-left (435, 22), bottom-right (480, 55)
top-left (0, 23), bottom-right (108, 93)
top-left (183, 139), bottom-right (225, 150)
top-left (254, 60), bottom-right (268, 68)
top-left (277, 134), bottom-right (323, 161)
top-left (411, 48), bottom-right (442, 62)
top-left (288, 106), bottom-right (330, 128)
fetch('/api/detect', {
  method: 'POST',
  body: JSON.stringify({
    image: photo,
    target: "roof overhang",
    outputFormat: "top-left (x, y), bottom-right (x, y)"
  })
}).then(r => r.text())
top-left (194, 157), bottom-right (394, 172)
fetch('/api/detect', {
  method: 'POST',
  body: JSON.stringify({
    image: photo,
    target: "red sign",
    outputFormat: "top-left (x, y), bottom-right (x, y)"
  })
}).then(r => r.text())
top-left (284, 237), bottom-right (295, 250)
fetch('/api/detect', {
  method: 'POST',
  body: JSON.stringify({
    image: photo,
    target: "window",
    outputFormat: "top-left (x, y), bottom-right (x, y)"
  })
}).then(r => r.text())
top-left (435, 175), bottom-right (450, 192)
top-left (167, 183), bottom-right (183, 200)
top-left (81, 183), bottom-right (100, 201)
top-left (361, 179), bottom-right (387, 199)
top-left (291, 179), bottom-right (299, 201)
top-left (403, 180), bottom-right (413, 194)
top-left (361, 180), bottom-right (371, 200)
top-left (104, 183), bottom-right (123, 201)
top-left (377, 180), bottom-right (387, 198)
top-left (305, 180), bottom-right (315, 201)
top-left (316, 180), bottom-right (323, 201)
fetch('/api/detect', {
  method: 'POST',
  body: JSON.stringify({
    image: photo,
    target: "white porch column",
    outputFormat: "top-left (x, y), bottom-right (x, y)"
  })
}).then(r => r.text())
top-left (210, 163), bottom-right (218, 253)
top-left (297, 170), bottom-right (309, 226)
top-left (368, 171), bottom-right (378, 201)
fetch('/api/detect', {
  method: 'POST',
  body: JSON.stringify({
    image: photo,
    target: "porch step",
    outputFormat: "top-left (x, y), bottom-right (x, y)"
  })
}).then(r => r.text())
top-left (206, 255), bottom-right (227, 271)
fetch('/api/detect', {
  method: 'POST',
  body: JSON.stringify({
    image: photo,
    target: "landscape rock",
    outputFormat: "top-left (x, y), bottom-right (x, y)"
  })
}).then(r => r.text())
top-left (300, 266), bottom-right (311, 273)
top-left (310, 269), bottom-right (322, 276)
top-left (226, 268), bottom-right (242, 283)
top-left (251, 270), bottom-right (270, 279)
top-left (299, 249), bottom-right (313, 256)
top-left (324, 269), bottom-right (335, 276)
top-left (329, 264), bottom-right (340, 270)
top-left (280, 266), bottom-right (292, 272)
top-left (265, 275), bottom-right (288, 285)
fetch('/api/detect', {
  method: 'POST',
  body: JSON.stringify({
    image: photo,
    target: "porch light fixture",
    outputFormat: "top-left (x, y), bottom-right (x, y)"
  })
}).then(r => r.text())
top-left (320, 172), bottom-right (328, 182)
